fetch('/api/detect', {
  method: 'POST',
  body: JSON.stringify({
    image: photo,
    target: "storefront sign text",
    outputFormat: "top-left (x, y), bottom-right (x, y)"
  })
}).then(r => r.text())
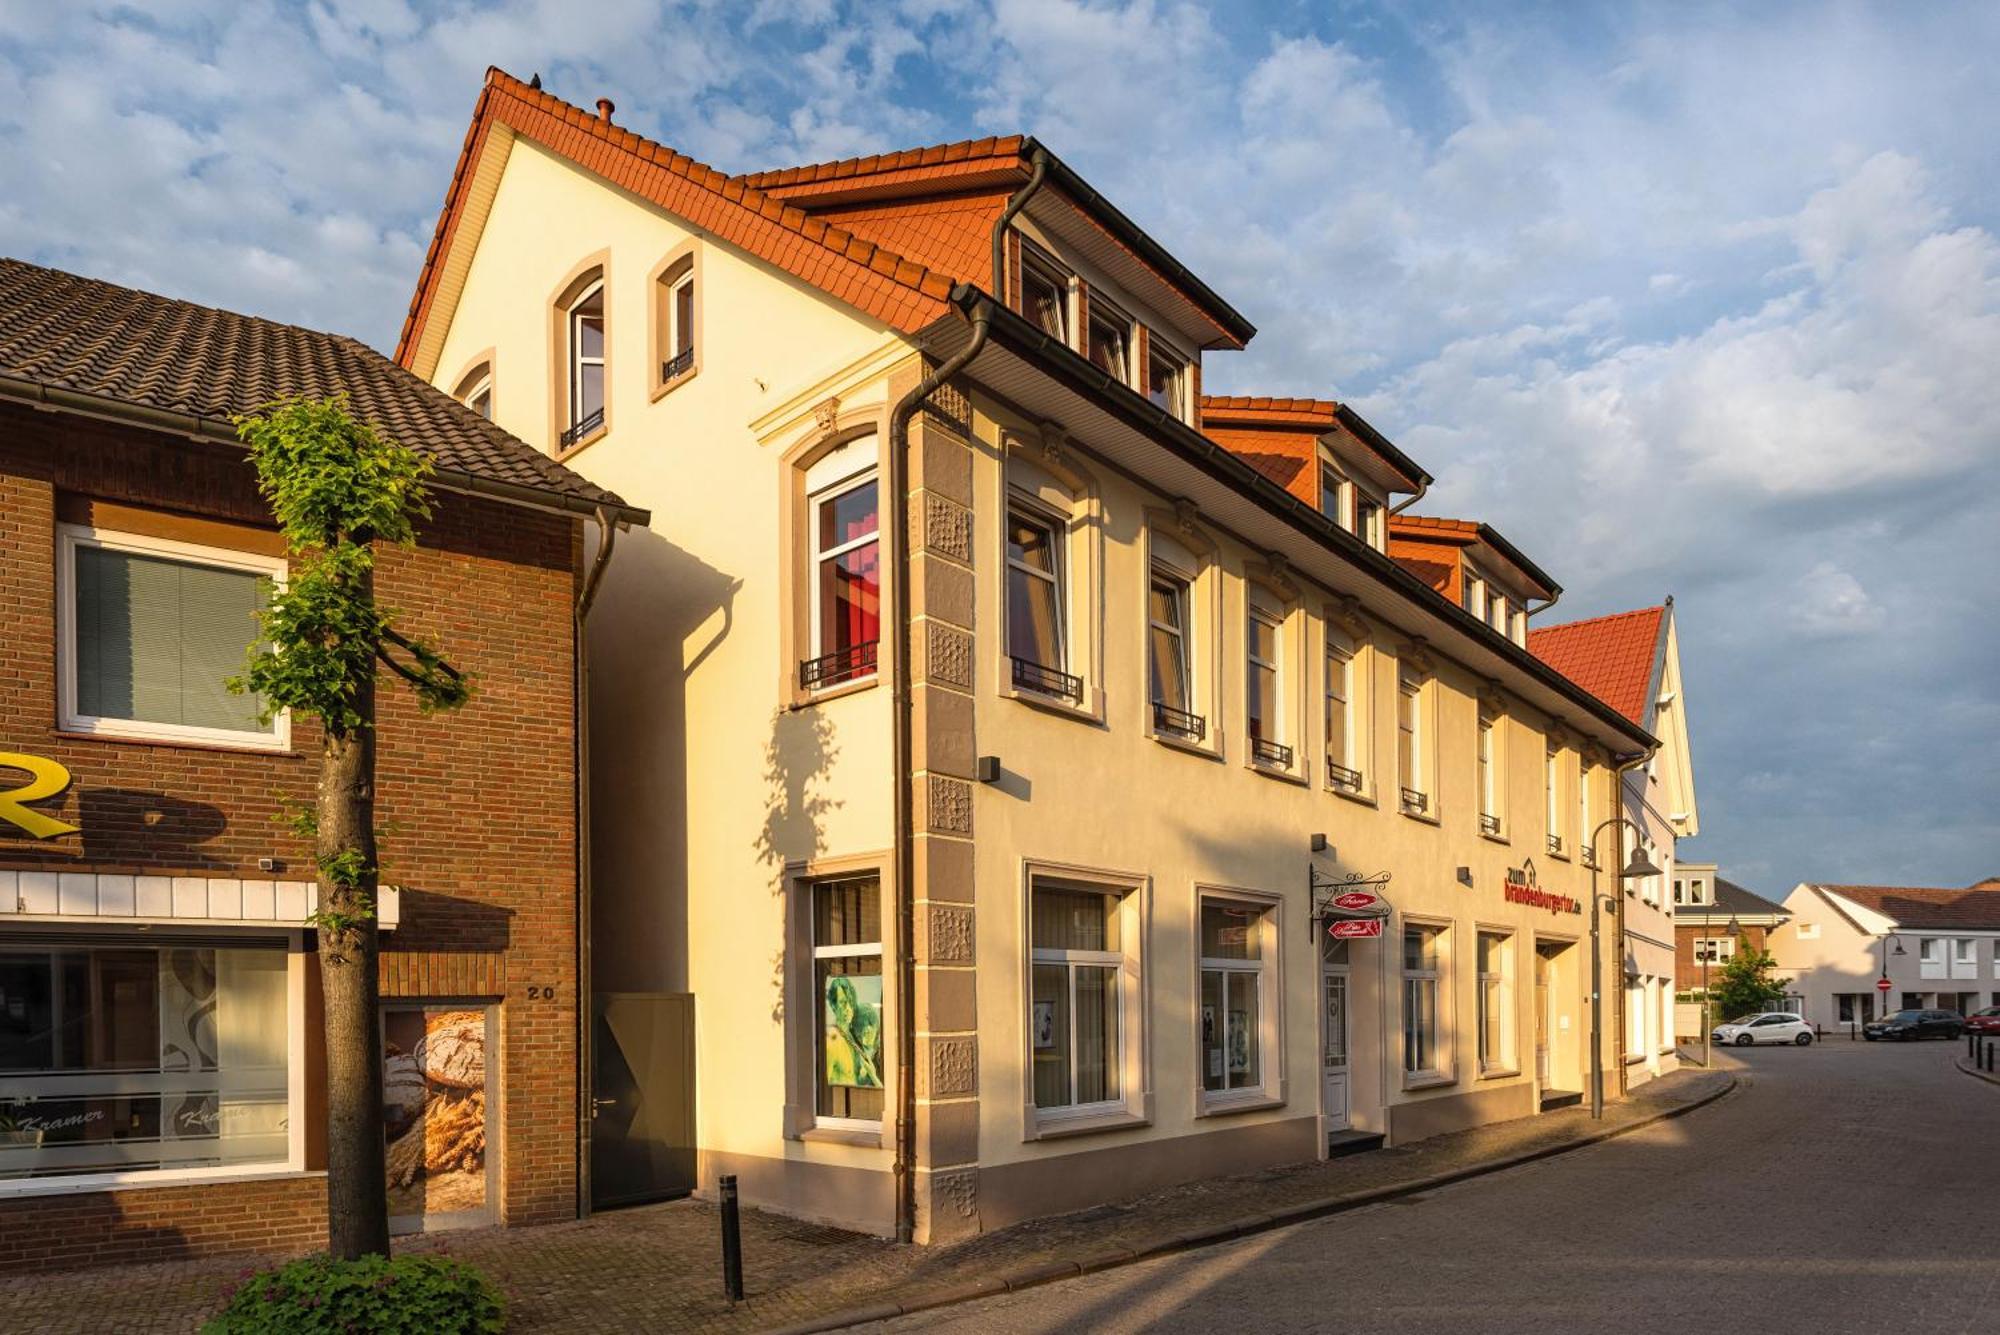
top-left (0, 752), bottom-right (79, 839)
top-left (1329, 918), bottom-right (1384, 940)
top-left (1504, 873), bottom-right (1580, 916)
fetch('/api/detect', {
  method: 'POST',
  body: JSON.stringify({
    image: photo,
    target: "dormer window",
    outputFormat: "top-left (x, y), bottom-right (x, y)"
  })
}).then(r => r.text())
top-left (1354, 495), bottom-right (1382, 550)
top-left (1020, 243), bottom-right (1072, 345)
top-left (1318, 460), bottom-right (1349, 529)
top-left (1146, 342), bottom-right (1187, 420)
top-left (1463, 567), bottom-right (1486, 618)
top-left (1086, 294), bottom-right (1134, 386)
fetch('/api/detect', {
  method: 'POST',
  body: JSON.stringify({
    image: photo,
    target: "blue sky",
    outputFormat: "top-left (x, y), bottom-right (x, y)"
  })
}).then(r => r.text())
top-left (3, 1), bottom-right (1995, 893)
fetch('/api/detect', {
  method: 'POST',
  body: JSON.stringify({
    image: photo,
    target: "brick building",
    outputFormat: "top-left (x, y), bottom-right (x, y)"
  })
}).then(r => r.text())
top-left (1670, 864), bottom-right (1789, 993)
top-left (0, 260), bottom-right (643, 1271)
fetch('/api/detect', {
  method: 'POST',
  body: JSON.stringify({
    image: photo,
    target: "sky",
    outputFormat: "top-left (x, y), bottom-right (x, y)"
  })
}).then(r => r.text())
top-left (2, 1), bottom-right (1995, 894)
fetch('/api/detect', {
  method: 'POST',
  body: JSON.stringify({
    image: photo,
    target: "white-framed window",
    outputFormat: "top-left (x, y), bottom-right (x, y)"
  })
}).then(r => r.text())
top-left (661, 264), bottom-right (696, 379)
top-left (1324, 630), bottom-right (1360, 791)
top-left (1403, 923), bottom-right (1445, 1078)
top-left (1245, 591), bottom-right (1287, 767)
top-left (810, 876), bottom-right (885, 1129)
top-left (1638, 837), bottom-right (1661, 906)
top-left (1626, 978), bottom-right (1647, 1054)
top-left (1508, 604), bottom-right (1526, 645)
top-left (1144, 338), bottom-right (1188, 420)
top-left (1353, 493), bottom-right (1383, 550)
top-left (1019, 241), bottom-right (1072, 346)
top-left (58, 525), bottom-right (286, 751)
top-left (1919, 937), bottom-right (1946, 980)
top-left (1318, 460), bottom-right (1350, 530)
top-left (803, 437), bottom-right (881, 687)
top-left (1545, 741), bottom-right (1565, 856)
top-left (1477, 704), bottom-right (1503, 837)
top-left (1086, 292), bottom-right (1136, 387)
top-left (1007, 495), bottom-right (1070, 687)
top-left (564, 278), bottom-right (606, 439)
top-left (1487, 590), bottom-right (1509, 637)
top-left (1398, 669), bottom-right (1428, 814)
top-left (0, 936), bottom-right (299, 1191)
top-left (453, 362), bottom-right (493, 419)
top-left (1951, 938), bottom-right (1977, 980)
top-left (1692, 937), bottom-right (1737, 965)
top-left (1148, 564), bottom-right (1194, 731)
top-left (1462, 565), bottom-right (1487, 618)
top-left (1198, 896), bottom-right (1276, 1104)
top-left (1030, 881), bottom-right (1130, 1117)
top-left (1477, 931), bottom-right (1515, 1073)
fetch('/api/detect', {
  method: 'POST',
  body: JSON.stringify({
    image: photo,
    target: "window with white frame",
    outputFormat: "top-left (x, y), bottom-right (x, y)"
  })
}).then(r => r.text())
top-left (1578, 760), bottom-right (1595, 865)
top-left (1403, 924), bottom-right (1444, 1077)
top-left (1086, 293), bottom-right (1135, 387)
top-left (1487, 590), bottom-right (1509, 637)
top-left (1626, 979), bottom-right (1647, 1054)
top-left (0, 938), bottom-right (293, 1184)
top-left (1318, 460), bottom-right (1349, 530)
top-left (453, 362), bottom-right (493, 419)
top-left (1324, 630), bottom-right (1360, 790)
top-left (1199, 898), bottom-right (1273, 1101)
top-left (802, 437), bottom-right (881, 688)
top-left (59, 525), bottom-right (284, 749)
top-left (1007, 497), bottom-right (1068, 685)
top-left (1918, 937), bottom-right (1946, 979)
top-left (1398, 669), bottom-right (1428, 814)
top-left (1477, 931), bottom-right (1514, 1073)
top-left (1145, 340), bottom-right (1188, 420)
top-left (657, 258), bottom-right (697, 384)
top-left (1019, 242), bottom-right (1071, 345)
top-left (1030, 882), bottom-right (1127, 1114)
top-left (1462, 566), bottom-right (1487, 618)
top-left (810, 876), bottom-right (884, 1126)
top-left (1245, 588), bottom-right (1287, 766)
top-left (1692, 937), bottom-right (1737, 965)
top-left (1148, 564), bottom-right (1196, 736)
top-left (1639, 838), bottom-right (1661, 905)
top-left (1508, 604), bottom-right (1526, 645)
top-left (1477, 704), bottom-right (1503, 836)
top-left (1353, 493), bottom-right (1383, 550)
top-left (1545, 742), bottom-right (1564, 855)
top-left (563, 278), bottom-right (606, 442)
top-left (1951, 938), bottom-right (1977, 980)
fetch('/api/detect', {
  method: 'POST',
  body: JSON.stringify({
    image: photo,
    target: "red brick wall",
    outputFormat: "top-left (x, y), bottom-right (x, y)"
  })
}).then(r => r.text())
top-left (0, 403), bottom-right (582, 1270)
top-left (0, 1177), bottom-right (325, 1273)
top-left (1674, 924), bottom-right (1773, 992)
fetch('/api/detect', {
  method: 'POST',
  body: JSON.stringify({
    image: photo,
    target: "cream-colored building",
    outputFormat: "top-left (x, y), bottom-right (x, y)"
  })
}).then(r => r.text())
top-left (395, 71), bottom-right (1660, 1242)
top-left (1768, 882), bottom-right (2000, 1031)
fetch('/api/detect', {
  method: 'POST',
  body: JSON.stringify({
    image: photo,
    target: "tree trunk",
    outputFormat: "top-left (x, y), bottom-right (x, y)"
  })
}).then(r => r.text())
top-left (318, 664), bottom-right (390, 1260)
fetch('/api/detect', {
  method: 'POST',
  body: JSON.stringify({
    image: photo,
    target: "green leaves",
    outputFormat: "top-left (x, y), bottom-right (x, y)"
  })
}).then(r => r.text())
top-left (203, 1253), bottom-right (506, 1334)
top-left (236, 394), bottom-right (433, 550)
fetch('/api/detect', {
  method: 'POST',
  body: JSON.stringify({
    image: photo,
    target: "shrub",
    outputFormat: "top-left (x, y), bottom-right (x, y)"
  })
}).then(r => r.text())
top-left (204, 1253), bottom-right (505, 1334)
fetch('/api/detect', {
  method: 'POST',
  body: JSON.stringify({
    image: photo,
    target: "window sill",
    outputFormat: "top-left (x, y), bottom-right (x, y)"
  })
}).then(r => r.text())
top-left (1480, 829), bottom-right (1511, 846)
top-left (1476, 1064), bottom-right (1522, 1082)
top-left (1196, 1091), bottom-right (1285, 1118)
top-left (1002, 681), bottom-right (1104, 726)
top-left (1330, 785), bottom-right (1378, 808)
top-left (556, 425), bottom-right (609, 461)
top-left (1401, 807), bottom-right (1441, 827)
top-left (1150, 728), bottom-right (1223, 761)
top-left (0, 1165), bottom-right (322, 1200)
top-left (1623, 1054), bottom-right (1648, 1067)
top-left (1402, 1071), bottom-right (1457, 1092)
top-left (649, 364), bottom-right (700, 403)
top-left (1026, 1108), bottom-right (1149, 1141)
top-left (797, 1125), bottom-right (884, 1149)
top-left (789, 674), bottom-right (880, 710)
top-left (52, 729), bottom-right (299, 759)
top-left (1247, 757), bottom-right (1308, 787)
top-left (1547, 850), bottom-right (1572, 863)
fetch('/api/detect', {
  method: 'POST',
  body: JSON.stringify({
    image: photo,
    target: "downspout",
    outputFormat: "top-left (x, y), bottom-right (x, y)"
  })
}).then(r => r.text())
top-left (1525, 590), bottom-right (1562, 622)
top-left (1387, 477), bottom-right (1428, 515)
top-left (889, 149), bottom-right (1045, 1247)
top-left (574, 507), bottom-right (619, 1220)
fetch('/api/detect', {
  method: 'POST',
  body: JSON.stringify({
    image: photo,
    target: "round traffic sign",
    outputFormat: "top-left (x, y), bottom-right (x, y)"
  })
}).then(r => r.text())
top-left (1876, 977), bottom-right (1892, 991)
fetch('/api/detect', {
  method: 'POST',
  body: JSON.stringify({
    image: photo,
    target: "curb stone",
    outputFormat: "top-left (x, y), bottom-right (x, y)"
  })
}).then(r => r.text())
top-left (763, 1074), bottom-right (1738, 1335)
top-left (1954, 1056), bottom-right (2000, 1088)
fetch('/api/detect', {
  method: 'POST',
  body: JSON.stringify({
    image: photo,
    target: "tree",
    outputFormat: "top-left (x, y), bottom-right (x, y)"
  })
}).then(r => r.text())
top-left (234, 396), bottom-right (470, 1260)
top-left (1708, 945), bottom-right (1789, 1023)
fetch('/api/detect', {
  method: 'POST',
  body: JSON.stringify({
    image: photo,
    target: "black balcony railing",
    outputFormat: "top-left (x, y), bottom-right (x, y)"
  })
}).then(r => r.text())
top-left (1401, 787), bottom-right (1430, 815)
top-left (559, 406), bottom-right (605, 448)
top-left (1479, 813), bottom-right (1502, 837)
top-left (799, 640), bottom-right (878, 690)
top-left (662, 346), bottom-right (695, 381)
top-left (1326, 760), bottom-right (1363, 791)
top-left (1250, 736), bottom-right (1294, 769)
top-left (1581, 846), bottom-right (1600, 869)
top-left (1152, 701), bottom-right (1206, 742)
top-left (1011, 656), bottom-right (1083, 703)
top-left (1547, 834), bottom-right (1565, 856)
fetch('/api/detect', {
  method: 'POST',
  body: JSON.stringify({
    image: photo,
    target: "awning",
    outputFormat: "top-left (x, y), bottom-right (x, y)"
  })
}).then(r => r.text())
top-left (0, 870), bottom-right (401, 931)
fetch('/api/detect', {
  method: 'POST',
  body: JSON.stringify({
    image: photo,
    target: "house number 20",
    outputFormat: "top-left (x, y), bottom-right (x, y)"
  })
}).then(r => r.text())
top-left (525, 985), bottom-right (558, 1000)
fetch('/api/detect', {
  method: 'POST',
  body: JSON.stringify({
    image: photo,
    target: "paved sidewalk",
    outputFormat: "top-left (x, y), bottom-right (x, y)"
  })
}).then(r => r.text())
top-left (0, 1066), bottom-right (1731, 1334)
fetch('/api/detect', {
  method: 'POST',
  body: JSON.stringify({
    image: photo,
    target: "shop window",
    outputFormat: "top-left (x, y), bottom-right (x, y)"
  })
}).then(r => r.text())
top-left (58, 525), bottom-right (285, 750)
top-left (1030, 883), bottom-right (1127, 1115)
top-left (560, 274), bottom-right (607, 448)
top-left (1477, 931), bottom-right (1515, 1073)
top-left (1199, 897), bottom-right (1276, 1105)
top-left (1627, 979), bottom-right (1646, 1055)
top-left (383, 1004), bottom-right (496, 1232)
top-left (799, 436), bottom-right (880, 691)
top-left (0, 940), bottom-right (292, 1185)
top-left (811, 876), bottom-right (884, 1127)
top-left (1403, 924), bottom-right (1445, 1079)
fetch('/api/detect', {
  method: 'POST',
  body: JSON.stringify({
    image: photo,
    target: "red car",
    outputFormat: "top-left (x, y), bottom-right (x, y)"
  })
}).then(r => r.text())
top-left (1966, 1006), bottom-right (2000, 1036)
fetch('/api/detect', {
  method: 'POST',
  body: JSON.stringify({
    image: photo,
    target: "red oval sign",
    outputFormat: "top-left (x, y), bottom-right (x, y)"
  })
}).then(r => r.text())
top-left (1331, 891), bottom-right (1379, 911)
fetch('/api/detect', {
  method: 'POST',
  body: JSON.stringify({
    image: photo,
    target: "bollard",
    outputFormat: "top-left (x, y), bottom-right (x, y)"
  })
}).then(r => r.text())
top-left (720, 1173), bottom-right (744, 1302)
top-left (1985, 1039), bottom-right (1994, 1073)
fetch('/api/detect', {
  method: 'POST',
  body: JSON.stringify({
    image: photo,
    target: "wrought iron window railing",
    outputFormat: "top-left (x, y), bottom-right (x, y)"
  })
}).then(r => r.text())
top-left (1479, 813), bottom-right (1502, 837)
top-left (1400, 787), bottom-right (1430, 816)
top-left (662, 346), bottom-right (695, 381)
top-left (1152, 701), bottom-right (1206, 742)
top-left (1581, 846), bottom-right (1599, 869)
top-left (1326, 760), bottom-right (1363, 791)
top-left (799, 640), bottom-right (878, 690)
top-left (1010, 656), bottom-right (1082, 703)
top-left (1250, 736), bottom-right (1294, 769)
top-left (1547, 834), bottom-right (1565, 856)
top-left (559, 406), bottom-right (605, 448)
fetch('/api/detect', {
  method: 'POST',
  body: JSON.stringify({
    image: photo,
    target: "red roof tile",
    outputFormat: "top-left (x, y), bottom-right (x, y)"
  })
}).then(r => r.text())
top-left (1389, 514), bottom-right (1482, 539)
top-left (808, 193), bottom-right (1010, 288)
top-left (1200, 394), bottom-right (1340, 421)
top-left (1527, 606), bottom-right (1666, 725)
top-left (1817, 884), bottom-right (2000, 931)
top-left (736, 137), bottom-right (1028, 194)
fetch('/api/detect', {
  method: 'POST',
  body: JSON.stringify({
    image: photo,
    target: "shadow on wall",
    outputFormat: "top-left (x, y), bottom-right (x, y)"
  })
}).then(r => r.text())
top-left (755, 707), bottom-right (841, 1023)
top-left (586, 529), bottom-right (740, 997)
top-left (387, 887), bottom-right (513, 951)
top-left (77, 788), bottom-right (230, 871)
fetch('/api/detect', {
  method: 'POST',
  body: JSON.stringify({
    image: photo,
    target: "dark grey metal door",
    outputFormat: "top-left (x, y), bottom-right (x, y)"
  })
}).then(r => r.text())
top-left (591, 992), bottom-right (695, 1210)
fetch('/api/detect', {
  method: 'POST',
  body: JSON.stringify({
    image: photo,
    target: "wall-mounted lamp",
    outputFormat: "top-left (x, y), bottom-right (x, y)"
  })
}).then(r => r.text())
top-left (1310, 833), bottom-right (1329, 854)
top-left (975, 756), bottom-right (1001, 784)
top-left (1456, 866), bottom-right (1474, 887)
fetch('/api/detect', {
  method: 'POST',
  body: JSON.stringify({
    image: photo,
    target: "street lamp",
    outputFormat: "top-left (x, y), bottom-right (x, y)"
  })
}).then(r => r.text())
top-left (1699, 913), bottom-right (1741, 1069)
top-left (1588, 816), bottom-right (1660, 1119)
top-left (1876, 933), bottom-right (1906, 1026)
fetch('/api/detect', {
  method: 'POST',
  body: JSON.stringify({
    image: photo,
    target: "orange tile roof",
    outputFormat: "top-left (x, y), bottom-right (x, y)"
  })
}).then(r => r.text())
top-left (397, 70), bottom-right (958, 366)
top-left (1200, 395), bottom-right (1340, 420)
top-left (1817, 884), bottom-right (2000, 931)
top-left (1527, 606), bottom-right (1666, 725)
top-left (736, 137), bottom-right (1027, 196)
top-left (808, 193), bottom-right (1010, 288)
top-left (1389, 514), bottom-right (1482, 538)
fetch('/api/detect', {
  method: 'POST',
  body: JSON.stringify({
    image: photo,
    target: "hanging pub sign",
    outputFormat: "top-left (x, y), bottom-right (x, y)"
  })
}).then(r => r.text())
top-left (1309, 865), bottom-right (1393, 941)
top-left (1329, 918), bottom-right (1384, 940)
top-left (0, 752), bottom-right (79, 839)
top-left (1503, 861), bottom-right (1580, 915)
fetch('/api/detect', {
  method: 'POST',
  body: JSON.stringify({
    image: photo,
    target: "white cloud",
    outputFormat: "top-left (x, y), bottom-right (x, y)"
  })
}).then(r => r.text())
top-left (1790, 563), bottom-right (1887, 638)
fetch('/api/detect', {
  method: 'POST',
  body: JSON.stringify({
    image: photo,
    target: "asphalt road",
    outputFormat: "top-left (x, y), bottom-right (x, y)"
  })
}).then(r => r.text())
top-left (871, 1041), bottom-right (2000, 1334)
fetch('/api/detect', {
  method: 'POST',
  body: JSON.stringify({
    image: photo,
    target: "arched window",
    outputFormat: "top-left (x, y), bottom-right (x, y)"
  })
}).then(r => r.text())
top-left (453, 361), bottom-right (493, 419)
top-left (561, 276), bottom-right (606, 447)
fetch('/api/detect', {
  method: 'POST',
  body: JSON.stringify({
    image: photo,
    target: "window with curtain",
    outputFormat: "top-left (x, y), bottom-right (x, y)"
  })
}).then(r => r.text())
top-left (1478, 932), bottom-right (1513, 1072)
top-left (811, 877), bottom-right (884, 1124)
top-left (810, 473), bottom-right (880, 675)
top-left (1403, 924), bottom-right (1442, 1075)
top-left (1087, 295), bottom-right (1133, 384)
top-left (1030, 884), bottom-right (1123, 1112)
top-left (1199, 900), bottom-right (1269, 1098)
top-left (1020, 245), bottom-right (1070, 345)
top-left (1148, 566), bottom-right (1192, 720)
top-left (566, 279), bottom-right (606, 439)
top-left (0, 941), bottom-right (290, 1182)
top-left (1007, 500), bottom-right (1066, 673)
top-left (1145, 343), bottom-right (1186, 418)
top-left (64, 529), bottom-right (279, 745)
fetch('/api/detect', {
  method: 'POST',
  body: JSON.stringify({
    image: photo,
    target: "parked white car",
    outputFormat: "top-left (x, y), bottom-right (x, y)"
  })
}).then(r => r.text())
top-left (1712, 1012), bottom-right (1813, 1046)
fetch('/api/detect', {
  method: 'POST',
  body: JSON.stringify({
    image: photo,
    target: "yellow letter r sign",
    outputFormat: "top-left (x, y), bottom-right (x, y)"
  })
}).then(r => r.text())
top-left (0, 752), bottom-right (80, 839)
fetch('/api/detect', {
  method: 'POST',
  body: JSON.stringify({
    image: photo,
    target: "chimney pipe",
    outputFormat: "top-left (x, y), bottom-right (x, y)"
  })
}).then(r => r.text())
top-left (596, 98), bottom-right (615, 122)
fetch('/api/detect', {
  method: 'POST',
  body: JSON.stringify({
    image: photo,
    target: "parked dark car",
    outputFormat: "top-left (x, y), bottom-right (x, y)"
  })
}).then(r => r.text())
top-left (1862, 1009), bottom-right (1964, 1041)
top-left (1964, 1006), bottom-right (2000, 1037)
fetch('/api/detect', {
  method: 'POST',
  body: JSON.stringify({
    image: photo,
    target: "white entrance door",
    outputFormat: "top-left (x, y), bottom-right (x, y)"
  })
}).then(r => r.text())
top-left (1534, 950), bottom-right (1552, 1086)
top-left (1321, 963), bottom-right (1350, 1133)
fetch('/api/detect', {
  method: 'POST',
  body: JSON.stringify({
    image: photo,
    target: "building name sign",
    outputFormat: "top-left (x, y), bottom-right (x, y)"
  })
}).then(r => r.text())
top-left (1329, 918), bottom-right (1384, 940)
top-left (1504, 865), bottom-right (1580, 916)
top-left (0, 752), bottom-right (79, 839)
